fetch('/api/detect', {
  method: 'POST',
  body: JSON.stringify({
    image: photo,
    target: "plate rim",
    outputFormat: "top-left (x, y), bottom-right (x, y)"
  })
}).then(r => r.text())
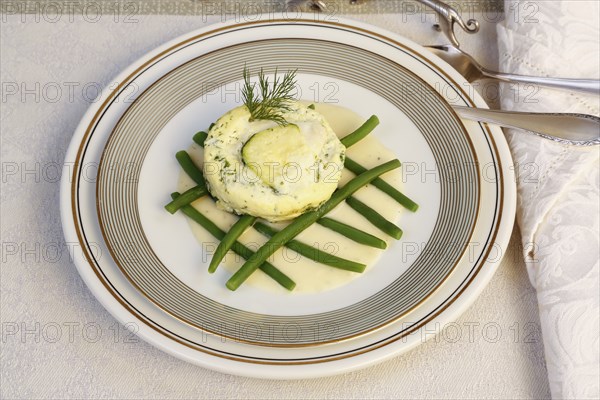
top-left (95, 36), bottom-right (482, 347)
top-left (60, 16), bottom-right (516, 378)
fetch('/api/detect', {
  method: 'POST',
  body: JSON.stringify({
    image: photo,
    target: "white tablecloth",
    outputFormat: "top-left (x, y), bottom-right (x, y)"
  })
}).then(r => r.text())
top-left (0, 12), bottom-right (551, 399)
top-left (497, 1), bottom-right (599, 398)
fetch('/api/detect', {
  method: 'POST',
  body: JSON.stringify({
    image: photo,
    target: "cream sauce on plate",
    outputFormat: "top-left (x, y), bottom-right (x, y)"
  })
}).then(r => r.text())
top-left (178, 103), bottom-right (404, 293)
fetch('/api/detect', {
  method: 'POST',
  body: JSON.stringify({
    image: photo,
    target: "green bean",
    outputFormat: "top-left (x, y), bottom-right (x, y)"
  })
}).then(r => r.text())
top-left (316, 217), bottom-right (387, 249)
top-left (344, 157), bottom-right (418, 212)
top-left (340, 115), bottom-right (379, 148)
top-left (171, 193), bottom-right (295, 291)
top-left (176, 151), bottom-right (205, 186)
top-left (253, 222), bottom-right (366, 273)
top-left (226, 159), bottom-right (400, 291)
top-left (164, 185), bottom-right (207, 214)
top-left (193, 131), bottom-right (208, 148)
top-left (345, 197), bottom-right (402, 240)
top-left (209, 215), bottom-right (256, 273)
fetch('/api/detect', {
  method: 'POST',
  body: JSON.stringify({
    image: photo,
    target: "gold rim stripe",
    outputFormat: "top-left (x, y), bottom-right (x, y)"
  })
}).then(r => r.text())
top-left (70, 18), bottom-right (507, 364)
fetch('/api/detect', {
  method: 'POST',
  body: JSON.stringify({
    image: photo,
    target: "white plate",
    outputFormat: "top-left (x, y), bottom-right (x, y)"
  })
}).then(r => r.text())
top-left (61, 16), bottom-right (515, 378)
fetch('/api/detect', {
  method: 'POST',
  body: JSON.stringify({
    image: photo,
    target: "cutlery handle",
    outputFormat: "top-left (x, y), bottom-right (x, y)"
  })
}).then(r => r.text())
top-left (482, 70), bottom-right (600, 95)
top-left (452, 106), bottom-right (600, 146)
top-left (416, 0), bottom-right (479, 47)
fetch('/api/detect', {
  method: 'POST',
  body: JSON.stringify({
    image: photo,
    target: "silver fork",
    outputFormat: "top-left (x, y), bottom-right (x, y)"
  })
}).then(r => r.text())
top-left (416, 0), bottom-right (600, 95)
top-left (426, 44), bottom-right (600, 95)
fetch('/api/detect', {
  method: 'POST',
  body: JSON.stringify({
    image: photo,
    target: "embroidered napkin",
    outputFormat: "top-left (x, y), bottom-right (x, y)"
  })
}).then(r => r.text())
top-left (497, 1), bottom-right (600, 398)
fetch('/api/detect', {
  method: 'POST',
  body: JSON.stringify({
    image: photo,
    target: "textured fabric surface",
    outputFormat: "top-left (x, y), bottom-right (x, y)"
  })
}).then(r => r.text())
top-left (4, 0), bottom-right (506, 15)
top-left (1, 11), bottom-right (551, 399)
top-left (497, 1), bottom-right (600, 399)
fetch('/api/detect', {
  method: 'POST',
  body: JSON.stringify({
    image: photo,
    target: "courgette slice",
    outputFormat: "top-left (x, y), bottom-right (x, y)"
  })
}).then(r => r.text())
top-left (241, 124), bottom-right (306, 189)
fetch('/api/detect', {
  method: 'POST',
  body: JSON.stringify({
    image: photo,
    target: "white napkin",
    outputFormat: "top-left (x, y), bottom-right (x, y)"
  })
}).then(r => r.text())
top-left (497, 1), bottom-right (600, 398)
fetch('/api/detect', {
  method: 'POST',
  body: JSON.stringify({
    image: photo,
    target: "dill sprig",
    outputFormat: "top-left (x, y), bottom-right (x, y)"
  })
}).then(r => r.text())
top-left (242, 66), bottom-right (298, 125)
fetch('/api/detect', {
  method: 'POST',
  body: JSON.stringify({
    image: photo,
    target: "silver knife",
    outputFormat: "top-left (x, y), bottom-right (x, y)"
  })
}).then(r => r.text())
top-left (453, 106), bottom-right (600, 146)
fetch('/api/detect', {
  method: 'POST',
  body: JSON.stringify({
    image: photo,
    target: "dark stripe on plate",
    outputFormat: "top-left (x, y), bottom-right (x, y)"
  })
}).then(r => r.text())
top-left (97, 38), bottom-right (479, 345)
